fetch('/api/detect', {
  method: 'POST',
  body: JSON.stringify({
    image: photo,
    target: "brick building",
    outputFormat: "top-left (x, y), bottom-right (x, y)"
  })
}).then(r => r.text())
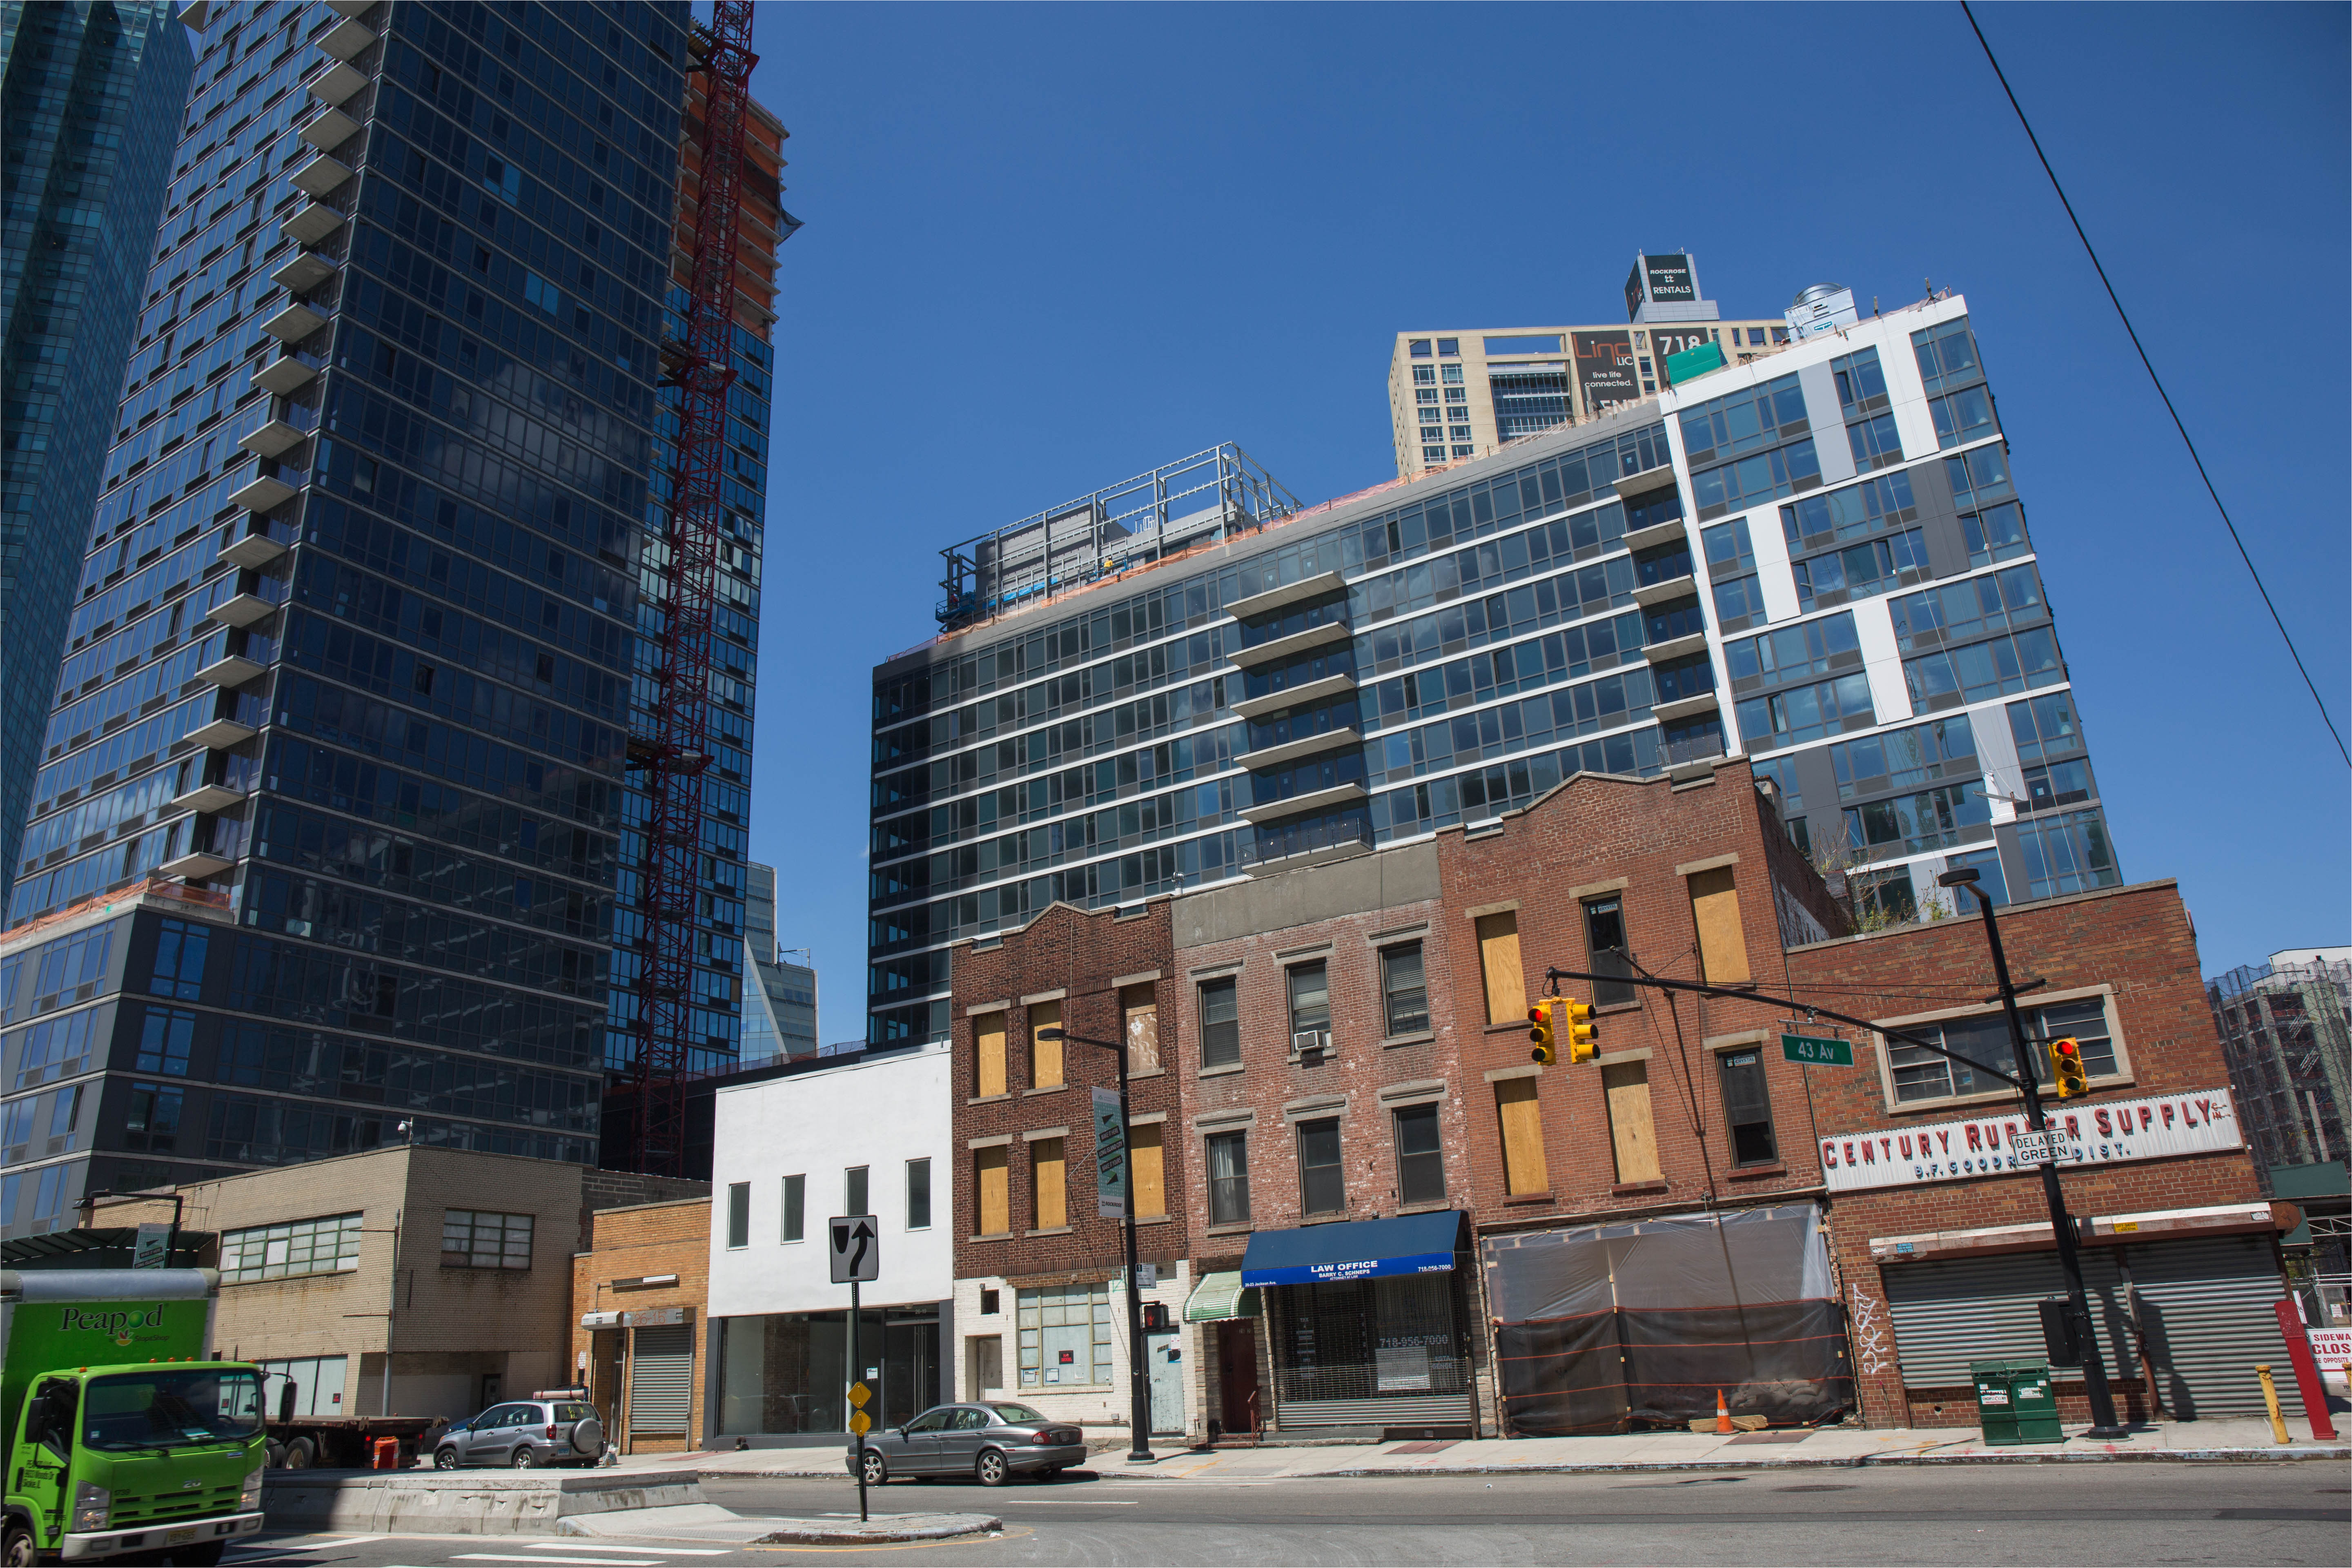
top-left (572, 1196), bottom-right (712, 1453)
top-left (1786, 879), bottom-right (2294, 1427)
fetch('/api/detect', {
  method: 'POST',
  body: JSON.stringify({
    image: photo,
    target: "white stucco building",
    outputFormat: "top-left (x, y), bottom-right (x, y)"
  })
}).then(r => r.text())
top-left (706, 1041), bottom-right (954, 1443)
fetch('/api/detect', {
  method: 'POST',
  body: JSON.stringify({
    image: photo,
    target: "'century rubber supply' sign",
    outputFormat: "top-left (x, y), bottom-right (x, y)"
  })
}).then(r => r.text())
top-left (1820, 1087), bottom-right (2242, 1192)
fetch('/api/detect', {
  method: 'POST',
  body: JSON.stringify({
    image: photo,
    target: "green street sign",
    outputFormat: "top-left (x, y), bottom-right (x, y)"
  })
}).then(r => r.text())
top-left (1781, 1033), bottom-right (1854, 1067)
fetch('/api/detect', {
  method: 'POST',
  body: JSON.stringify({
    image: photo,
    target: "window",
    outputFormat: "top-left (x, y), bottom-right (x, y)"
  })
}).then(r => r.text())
top-left (1726, 611), bottom-right (1860, 688)
top-left (1441, 364), bottom-right (1463, 385)
top-left (1912, 318), bottom-right (1981, 393)
top-left (1888, 565), bottom-right (2044, 652)
top-left (1701, 518), bottom-right (1754, 577)
top-left (1831, 715), bottom-right (1978, 800)
top-left (1902, 627), bottom-right (2063, 708)
top-left (726, 1183), bottom-right (750, 1248)
top-left (1017, 1282), bottom-right (1113, 1388)
top-left (1200, 978), bottom-right (1240, 1068)
top-left (1678, 372), bottom-right (1809, 467)
top-left (1739, 673), bottom-right (1876, 751)
top-left (1712, 572), bottom-right (1765, 629)
top-left (1793, 530), bottom-right (1929, 610)
top-left (1944, 846), bottom-right (2009, 906)
top-left (974, 1011), bottom-right (1007, 1097)
top-left (1437, 339), bottom-right (1460, 356)
top-left (1421, 445), bottom-right (1446, 462)
top-left (1413, 365), bottom-right (1436, 385)
top-left (1714, 1050), bottom-right (1778, 1165)
top-left (1030, 1138), bottom-right (1066, 1230)
top-left (980, 1288), bottom-right (1000, 1314)
top-left (123, 1083), bottom-right (181, 1152)
top-left (1410, 339), bottom-right (1432, 358)
top-left (20, 922), bottom-right (115, 1019)
top-left (1944, 444), bottom-right (2011, 509)
top-left (150, 919), bottom-right (208, 999)
top-left (1831, 347), bottom-right (1889, 416)
top-left (1582, 897), bottom-right (1634, 1006)
top-left (1393, 1102), bottom-right (1445, 1205)
top-left (2023, 756), bottom-right (2094, 812)
top-left (1888, 997), bottom-right (2120, 1104)
top-left (521, 271), bottom-right (563, 316)
top-left (1287, 962), bottom-right (1329, 1045)
top-left (1494, 1078), bottom-right (1547, 1195)
top-left (1687, 867), bottom-right (1750, 983)
top-left (1692, 439), bottom-right (1821, 519)
top-left (1844, 782), bottom-right (1991, 857)
top-left (221, 1213), bottom-right (362, 1284)
top-left (1121, 984), bottom-right (1160, 1075)
top-left (2016, 809), bottom-right (2120, 900)
top-left (1782, 471), bottom-right (1918, 548)
top-left (1452, 445), bottom-right (1474, 459)
top-left (1853, 866), bottom-right (1918, 926)
top-left (1846, 412), bottom-right (1904, 472)
top-left (1443, 386), bottom-right (1467, 404)
top-left (2008, 692), bottom-right (2081, 763)
top-left (781, 1173), bottom-right (804, 1242)
top-left (907, 1158), bottom-right (932, 1229)
top-left (442, 1210), bottom-right (532, 1270)
top-left (1028, 1000), bottom-right (1062, 1088)
top-left (11, 1012), bottom-right (93, 1089)
top-left (1118, 1119), bottom-right (1163, 1218)
top-left (1206, 1130), bottom-right (1250, 1225)
top-left (1415, 387), bottom-right (1437, 406)
top-left (1930, 385), bottom-right (1996, 448)
top-left (975, 1146), bottom-right (1010, 1235)
top-left (136, 1007), bottom-right (196, 1074)
top-left (1602, 1062), bottom-right (1660, 1182)
top-left (1297, 1118), bottom-right (1344, 1215)
top-left (1962, 501), bottom-right (2029, 565)
top-left (1475, 912), bottom-right (1524, 1024)
top-left (845, 1166), bottom-right (869, 1217)
top-left (1381, 944), bottom-right (1429, 1036)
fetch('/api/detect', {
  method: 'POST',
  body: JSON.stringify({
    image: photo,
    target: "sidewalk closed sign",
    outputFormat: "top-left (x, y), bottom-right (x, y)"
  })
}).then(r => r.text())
top-left (1092, 1086), bottom-right (1127, 1220)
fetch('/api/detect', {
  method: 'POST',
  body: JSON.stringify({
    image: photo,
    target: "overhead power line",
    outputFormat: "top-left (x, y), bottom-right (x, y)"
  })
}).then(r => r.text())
top-left (1960, 0), bottom-right (2349, 768)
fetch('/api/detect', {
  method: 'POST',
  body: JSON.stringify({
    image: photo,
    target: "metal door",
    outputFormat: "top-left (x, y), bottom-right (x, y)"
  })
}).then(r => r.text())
top-left (1217, 1319), bottom-right (1261, 1436)
top-left (1883, 1251), bottom-right (2129, 1385)
top-left (2118, 1236), bottom-right (2290, 1419)
top-left (628, 1325), bottom-right (695, 1440)
top-left (1147, 1333), bottom-right (1184, 1435)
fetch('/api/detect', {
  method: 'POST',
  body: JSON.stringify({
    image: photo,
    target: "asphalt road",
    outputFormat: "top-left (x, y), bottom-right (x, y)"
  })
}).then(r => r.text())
top-left (233, 1463), bottom-right (2350, 1568)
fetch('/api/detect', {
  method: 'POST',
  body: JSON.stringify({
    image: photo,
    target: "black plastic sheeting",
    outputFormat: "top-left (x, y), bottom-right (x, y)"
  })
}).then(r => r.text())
top-left (1485, 1205), bottom-right (1855, 1434)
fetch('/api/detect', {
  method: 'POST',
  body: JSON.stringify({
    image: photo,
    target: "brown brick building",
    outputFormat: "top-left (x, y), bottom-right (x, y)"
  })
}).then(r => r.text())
top-left (571, 1196), bottom-right (713, 1453)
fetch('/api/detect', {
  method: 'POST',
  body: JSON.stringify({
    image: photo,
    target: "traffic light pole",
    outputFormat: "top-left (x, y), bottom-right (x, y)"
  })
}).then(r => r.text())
top-left (1942, 871), bottom-right (2129, 1438)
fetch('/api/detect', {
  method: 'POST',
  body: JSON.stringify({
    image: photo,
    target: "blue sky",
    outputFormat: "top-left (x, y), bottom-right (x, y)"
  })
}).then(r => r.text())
top-left (734, 2), bottom-right (2350, 1039)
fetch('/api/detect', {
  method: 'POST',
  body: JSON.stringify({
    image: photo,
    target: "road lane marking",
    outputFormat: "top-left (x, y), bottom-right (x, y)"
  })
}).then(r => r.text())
top-left (523, 1550), bottom-right (734, 1557)
top-left (452, 1556), bottom-right (663, 1566)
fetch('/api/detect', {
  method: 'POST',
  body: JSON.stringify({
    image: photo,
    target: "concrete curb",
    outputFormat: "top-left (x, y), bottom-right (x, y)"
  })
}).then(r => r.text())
top-left (750, 1513), bottom-right (1001, 1544)
top-left (1292, 1446), bottom-right (2352, 1479)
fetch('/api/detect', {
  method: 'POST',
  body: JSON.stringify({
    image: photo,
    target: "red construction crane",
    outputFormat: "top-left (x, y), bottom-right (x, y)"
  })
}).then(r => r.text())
top-left (629, 0), bottom-right (758, 1176)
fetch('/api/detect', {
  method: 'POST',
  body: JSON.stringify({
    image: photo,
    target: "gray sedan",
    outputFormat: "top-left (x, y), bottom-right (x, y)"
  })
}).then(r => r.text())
top-left (853, 1402), bottom-right (1087, 1487)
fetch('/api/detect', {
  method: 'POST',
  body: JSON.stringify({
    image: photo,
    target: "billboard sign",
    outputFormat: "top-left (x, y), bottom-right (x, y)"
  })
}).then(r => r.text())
top-left (1820, 1087), bottom-right (2243, 1193)
top-left (1572, 331), bottom-right (1641, 413)
top-left (1645, 253), bottom-right (1697, 302)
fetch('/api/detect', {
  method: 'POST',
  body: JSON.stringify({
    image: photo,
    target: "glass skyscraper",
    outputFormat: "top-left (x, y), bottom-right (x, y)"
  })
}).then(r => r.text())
top-left (1, 0), bottom-right (194, 911)
top-left (739, 861), bottom-right (815, 1067)
top-left (867, 288), bottom-right (2118, 1043)
top-left (0, 0), bottom-right (738, 1235)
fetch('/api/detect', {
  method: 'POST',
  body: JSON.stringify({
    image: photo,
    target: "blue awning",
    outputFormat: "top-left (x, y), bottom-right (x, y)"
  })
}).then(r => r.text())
top-left (1240, 1211), bottom-right (1464, 1287)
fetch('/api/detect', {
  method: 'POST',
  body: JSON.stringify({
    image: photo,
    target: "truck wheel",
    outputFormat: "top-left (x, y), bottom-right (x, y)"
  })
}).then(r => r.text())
top-left (4, 1520), bottom-right (37, 1568)
top-left (266, 1439), bottom-right (287, 1468)
top-left (169, 1544), bottom-right (226, 1567)
top-left (283, 1435), bottom-right (316, 1470)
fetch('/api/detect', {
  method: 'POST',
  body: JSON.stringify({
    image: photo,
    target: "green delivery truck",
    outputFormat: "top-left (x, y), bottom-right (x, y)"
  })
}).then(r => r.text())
top-left (2, 1268), bottom-right (266, 1566)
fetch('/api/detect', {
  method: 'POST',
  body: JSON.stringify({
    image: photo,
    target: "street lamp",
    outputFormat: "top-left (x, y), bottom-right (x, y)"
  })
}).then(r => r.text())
top-left (1036, 1024), bottom-right (1157, 1464)
top-left (1937, 866), bottom-right (2131, 1439)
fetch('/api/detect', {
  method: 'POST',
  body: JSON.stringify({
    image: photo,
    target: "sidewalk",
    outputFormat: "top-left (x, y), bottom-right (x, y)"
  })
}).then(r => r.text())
top-left (619, 1416), bottom-right (2348, 1481)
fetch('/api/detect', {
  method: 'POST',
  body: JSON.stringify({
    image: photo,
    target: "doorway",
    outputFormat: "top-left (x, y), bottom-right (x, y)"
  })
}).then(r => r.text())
top-left (967, 1335), bottom-right (1002, 1402)
top-left (1216, 1319), bottom-right (1260, 1437)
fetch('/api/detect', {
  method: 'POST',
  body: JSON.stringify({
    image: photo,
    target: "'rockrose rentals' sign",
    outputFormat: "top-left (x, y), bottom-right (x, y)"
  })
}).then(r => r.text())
top-left (1821, 1087), bottom-right (2242, 1193)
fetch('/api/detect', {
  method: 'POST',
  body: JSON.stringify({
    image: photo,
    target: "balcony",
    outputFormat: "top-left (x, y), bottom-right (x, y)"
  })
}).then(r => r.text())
top-left (226, 472), bottom-right (296, 513)
top-left (283, 202), bottom-right (345, 246)
top-left (323, 0), bottom-right (373, 14)
top-left (1232, 672), bottom-right (1356, 722)
top-left (1229, 570), bottom-right (1348, 623)
top-left (219, 523), bottom-right (289, 570)
top-left (169, 784), bottom-right (246, 814)
top-left (186, 717), bottom-right (257, 750)
top-left (203, 592), bottom-right (277, 629)
top-left (1631, 572), bottom-right (1697, 608)
top-left (237, 419), bottom-right (305, 460)
top-left (1615, 457), bottom-right (1679, 501)
top-left (1226, 618), bottom-right (1350, 672)
top-left (249, 356), bottom-right (317, 397)
top-left (1650, 691), bottom-right (1723, 724)
top-left (195, 653), bottom-right (266, 688)
top-left (318, 15), bottom-right (375, 61)
top-left (307, 59), bottom-right (368, 106)
top-left (288, 153), bottom-right (354, 200)
top-left (158, 850), bottom-right (234, 882)
top-left (1622, 515), bottom-right (1690, 552)
top-left (261, 301), bottom-right (328, 343)
top-left (1642, 632), bottom-right (1708, 664)
top-left (1239, 783), bottom-right (1367, 826)
top-left (300, 106), bottom-right (361, 153)
top-left (1236, 727), bottom-right (1361, 773)
top-left (272, 252), bottom-right (336, 294)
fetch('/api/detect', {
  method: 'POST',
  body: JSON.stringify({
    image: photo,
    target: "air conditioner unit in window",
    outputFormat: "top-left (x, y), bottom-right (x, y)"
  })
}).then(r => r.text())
top-left (1292, 1030), bottom-right (1329, 1056)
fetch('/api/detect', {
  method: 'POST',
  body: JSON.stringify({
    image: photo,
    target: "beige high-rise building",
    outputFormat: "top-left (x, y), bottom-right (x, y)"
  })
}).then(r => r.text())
top-left (1388, 251), bottom-right (1794, 479)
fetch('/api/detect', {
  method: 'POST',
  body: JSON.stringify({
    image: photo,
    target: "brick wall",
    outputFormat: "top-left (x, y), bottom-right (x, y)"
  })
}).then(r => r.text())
top-left (568, 1196), bottom-right (713, 1452)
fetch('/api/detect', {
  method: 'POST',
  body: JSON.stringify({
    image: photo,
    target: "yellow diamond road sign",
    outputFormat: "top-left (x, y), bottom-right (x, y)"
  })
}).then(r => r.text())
top-left (849, 1381), bottom-right (871, 1409)
top-left (849, 1410), bottom-right (870, 1436)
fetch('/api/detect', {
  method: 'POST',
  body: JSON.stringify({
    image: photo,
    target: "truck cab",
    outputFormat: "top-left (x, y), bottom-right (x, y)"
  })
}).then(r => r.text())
top-left (3, 1270), bottom-right (266, 1566)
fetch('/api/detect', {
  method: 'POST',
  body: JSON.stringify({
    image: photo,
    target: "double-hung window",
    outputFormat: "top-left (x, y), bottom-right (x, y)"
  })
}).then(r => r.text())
top-left (1297, 1118), bottom-right (1343, 1215)
top-left (1207, 1130), bottom-right (1250, 1225)
top-left (1287, 962), bottom-right (1330, 1049)
top-left (1200, 977), bottom-right (1240, 1068)
top-left (1381, 943), bottom-right (1429, 1036)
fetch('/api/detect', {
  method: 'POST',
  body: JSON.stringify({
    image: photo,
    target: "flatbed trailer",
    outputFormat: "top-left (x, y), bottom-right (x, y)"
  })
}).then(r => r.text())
top-left (263, 1415), bottom-right (443, 1470)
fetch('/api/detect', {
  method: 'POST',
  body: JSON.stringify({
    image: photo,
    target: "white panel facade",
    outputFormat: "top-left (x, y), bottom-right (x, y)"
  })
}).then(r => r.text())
top-left (1797, 359), bottom-right (1860, 484)
top-left (1851, 597), bottom-right (1913, 727)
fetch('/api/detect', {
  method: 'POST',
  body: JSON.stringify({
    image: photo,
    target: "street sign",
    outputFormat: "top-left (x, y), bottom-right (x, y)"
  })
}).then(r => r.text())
top-left (829, 1215), bottom-right (879, 1283)
top-left (1134, 1262), bottom-right (1157, 1289)
top-left (1092, 1085), bottom-right (1128, 1220)
top-left (848, 1382), bottom-right (871, 1409)
top-left (131, 1221), bottom-right (171, 1269)
top-left (2009, 1131), bottom-right (2067, 1164)
top-left (1782, 1033), bottom-right (1854, 1067)
top-left (848, 1410), bottom-right (870, 1436)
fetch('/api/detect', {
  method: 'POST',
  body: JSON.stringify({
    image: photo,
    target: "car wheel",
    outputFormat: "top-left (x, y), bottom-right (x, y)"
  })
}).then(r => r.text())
top-left (4, 1521), bottom-right (38, 1568)
top-left (282, 1436), bottom-right (316, 1470)
top-left (859, 1449), bottom-right (888, 1487)
top-left (975, 1448), bottom-right (1009, 1487)
top-left (511, 1446), bottom-right (538, 1469)
top-left (434, 1446), bottom-right (461, 1470)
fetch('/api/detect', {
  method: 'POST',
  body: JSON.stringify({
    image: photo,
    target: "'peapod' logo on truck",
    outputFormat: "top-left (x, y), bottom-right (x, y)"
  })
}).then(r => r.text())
top-left (60, 1304), bottom-right (169, 1345)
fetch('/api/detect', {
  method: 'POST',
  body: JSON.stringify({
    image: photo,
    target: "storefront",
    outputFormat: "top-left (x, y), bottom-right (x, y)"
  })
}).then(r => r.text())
top-left (1239, 1211), bottom-right (1478, 1434)
top-left (713, 1305), bottom-right (941, 1438)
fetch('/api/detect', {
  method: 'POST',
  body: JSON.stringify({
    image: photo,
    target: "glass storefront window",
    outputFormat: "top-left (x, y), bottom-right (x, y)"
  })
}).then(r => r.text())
top-left (1016, 1282), bottom-right (1113, 1388)
top-left (715, 1309), bottom-right (939, 1435)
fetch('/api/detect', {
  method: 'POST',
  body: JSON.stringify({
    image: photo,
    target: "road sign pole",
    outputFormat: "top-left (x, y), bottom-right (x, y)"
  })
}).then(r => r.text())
top-left (849, 1276), bottom-right (866, 1523)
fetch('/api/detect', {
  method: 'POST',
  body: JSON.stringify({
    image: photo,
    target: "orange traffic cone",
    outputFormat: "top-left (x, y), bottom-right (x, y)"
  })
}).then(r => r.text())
top-left (1715, 1389), bottom-right (1734, 1435)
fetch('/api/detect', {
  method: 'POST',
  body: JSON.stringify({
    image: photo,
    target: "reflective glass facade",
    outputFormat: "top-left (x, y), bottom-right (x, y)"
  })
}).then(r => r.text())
top-left (1, 0), bottom-right (194, 909)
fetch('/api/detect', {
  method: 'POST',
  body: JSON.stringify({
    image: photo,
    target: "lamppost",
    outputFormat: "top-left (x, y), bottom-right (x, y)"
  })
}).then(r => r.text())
top-left (1035, 1024), bottom-right (1156, 1464)
top-left (1937, 866), bottom-right (2130, 1439)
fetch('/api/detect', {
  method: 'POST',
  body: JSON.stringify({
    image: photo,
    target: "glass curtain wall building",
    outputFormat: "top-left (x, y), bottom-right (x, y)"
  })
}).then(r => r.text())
top-left (1, 0), bottom-right (195, 910)
top-left (1, 0), bottom-right (697, 1234)
top-left (740, 861), bottom-right (815, 1067)
top-left (867, 288), bottom-right (2118, 1044)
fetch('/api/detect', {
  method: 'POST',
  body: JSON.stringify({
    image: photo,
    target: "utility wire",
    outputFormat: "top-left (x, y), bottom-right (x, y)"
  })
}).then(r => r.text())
top-left (1960, 0), bottom-right (2349, 768)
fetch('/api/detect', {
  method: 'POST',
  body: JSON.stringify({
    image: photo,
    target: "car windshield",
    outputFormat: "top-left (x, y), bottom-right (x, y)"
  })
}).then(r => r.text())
top-left (84, 1368), bottom-right (264, 1452)
top-left (989, 1403), bottom-right (1047, 1424)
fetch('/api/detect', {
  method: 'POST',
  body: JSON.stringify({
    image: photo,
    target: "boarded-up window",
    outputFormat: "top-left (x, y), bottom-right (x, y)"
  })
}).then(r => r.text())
top-left (1031, 1137), bottom-right (1067, 1229)
top-left (975, 1146), bottom-right (1009, 1235)
top-left (975, 1012), bottom-right (1007, 1098)
top-left (1029, 1000), bottom-right (1063, 1089)
top-left (1602, 1061), bottom-right (1661, 1183)
top-left (1495, 1078), bottom-right (1548, 1196)
top-left (1131, 1123), bottom-right (1165, 1218)
top-left (1477, 912), bottom-right (1525, 1025)
top-left (1688, 867), bottom-right (1751, 983)
top-left (1122, 984), bottom-right (1160, 1075)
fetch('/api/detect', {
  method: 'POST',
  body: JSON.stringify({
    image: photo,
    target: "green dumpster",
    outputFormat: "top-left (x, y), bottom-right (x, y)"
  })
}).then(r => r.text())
top-left (1970, 1359), bottom-right (2064, 1446)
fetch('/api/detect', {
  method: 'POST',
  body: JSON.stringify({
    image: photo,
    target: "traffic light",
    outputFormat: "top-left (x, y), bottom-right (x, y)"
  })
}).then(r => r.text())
top-left (1563, 998), bottom-right (1599, 1063)
top-left (2048, 1036), bottom-right (2088, 1098)
top-left (1141, 1301), bottom-right (1171, 1333)
top-left (1528, 1000), bottom-right (1556, 1066)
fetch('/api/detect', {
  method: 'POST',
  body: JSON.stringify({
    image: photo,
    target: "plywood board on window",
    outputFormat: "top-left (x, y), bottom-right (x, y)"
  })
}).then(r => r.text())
top-left (976, 1145), bottom-right (1009, 1235)
top-left (1477, 911), bottom-right (1525, 1025)
top-left (1688, 866), bottom-right (1751, 983)
top-left (1602, 1061), bottom-right (1661, 1183)
top-left (1032, 1137), bottom-right (1067, 1229)
top-left (1131, 1121), bottom-right (1165, 1218)
top-left (1495, 1076), bottom-right (1548, 1195)
top-left (1122, 984), bottom-right (1160, 1075)
top-left (1029, 1000), bottom-right (1063, 1088)
top-left (976, 1011), bottom-right (1007, 1098)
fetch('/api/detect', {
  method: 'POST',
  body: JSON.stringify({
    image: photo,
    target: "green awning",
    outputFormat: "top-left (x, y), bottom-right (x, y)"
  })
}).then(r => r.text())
top-left (1184, 1270), bottom-right (1261, 1322)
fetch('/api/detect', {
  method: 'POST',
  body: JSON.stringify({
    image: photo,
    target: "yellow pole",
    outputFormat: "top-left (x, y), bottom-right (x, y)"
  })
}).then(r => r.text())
top-left (2256, 1364), bottom-right (2290, 1445)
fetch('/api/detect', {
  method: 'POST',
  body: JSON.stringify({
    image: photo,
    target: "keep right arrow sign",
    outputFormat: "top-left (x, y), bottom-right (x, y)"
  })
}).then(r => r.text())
top-left (829, 1214), bottom-right (879, 1284)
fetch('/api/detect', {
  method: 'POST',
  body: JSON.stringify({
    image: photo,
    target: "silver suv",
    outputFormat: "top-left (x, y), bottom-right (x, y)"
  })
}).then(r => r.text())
top-left (432, 1400), bottom-right (604, 1469)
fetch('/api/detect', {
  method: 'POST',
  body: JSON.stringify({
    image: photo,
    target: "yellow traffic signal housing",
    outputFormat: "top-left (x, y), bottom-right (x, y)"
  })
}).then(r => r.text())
top-left (2048, 1036), bottom-right (2088, 1098)
top-left (1528, 1000), bottom-right (1556, 1066)
top-left (1563, 998), bottom-right (1599, 1063)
